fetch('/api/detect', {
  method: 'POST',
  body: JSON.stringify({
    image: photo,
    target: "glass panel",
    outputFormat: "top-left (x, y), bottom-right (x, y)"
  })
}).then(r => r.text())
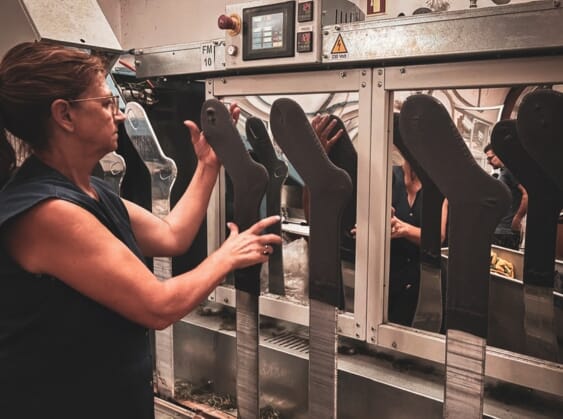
top-left (222, 92), bottom-right (359, 313)
top-left (388, 86), bottom-right (563, 364)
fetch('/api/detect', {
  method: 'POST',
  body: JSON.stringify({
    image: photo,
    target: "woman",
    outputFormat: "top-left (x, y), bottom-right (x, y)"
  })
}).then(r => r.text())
top-left (0, 42), bottom-right (281, 418)
top-left (389, 158), bottom-right (448, 326)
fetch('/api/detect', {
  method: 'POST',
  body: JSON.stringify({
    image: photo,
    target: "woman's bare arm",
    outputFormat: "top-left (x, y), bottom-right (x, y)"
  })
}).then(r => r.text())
top-left (3, 199), bottom-right (280, 330)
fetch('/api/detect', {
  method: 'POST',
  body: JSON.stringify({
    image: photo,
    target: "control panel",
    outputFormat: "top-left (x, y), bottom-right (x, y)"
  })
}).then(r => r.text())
top-left (219, 1), bottom-right (321, 70)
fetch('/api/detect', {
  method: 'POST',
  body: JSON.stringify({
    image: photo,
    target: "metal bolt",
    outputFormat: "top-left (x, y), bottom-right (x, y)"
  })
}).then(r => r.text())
top-left (323, 54), bottom-right (329, 59)
top-left (377, 69), bottom-right (383, 75)
top-left (399, 67), bottom-right (406, 74)
top-left (223, 298), bottom-right (229, 304)
top-left (335, 25), bottom-right (341, 31)
top-left (339, 71), bottom-right (346, 78)
top-left (138, 49), bottom-right (144, 55)
top-left (361, 82), bottom-right (366, 88)
top-left (370, 337), bottom-right (375, 342)
top-left (324, 30), bottom-right (329, 36)
top-left (361, 70), bottom-right (367, 76)
top-left (208, 80), bottom-right (212, 84)
top-left (355, 333), bottom-right (360, 338)
top-left (221, 78), bottom-right (227, 84)
top-left (337, 327), bottom-right (342, 333)
top-left (134, 60), bottom-right (141, 66)
top-left (391, 341), bottom-right (397, 349)
top-left (356, 323), bottom-right (360, 328)
top-left (371, 326), bottom-right (375, 332)
top-left (377, 81), bottom-right (383, 87)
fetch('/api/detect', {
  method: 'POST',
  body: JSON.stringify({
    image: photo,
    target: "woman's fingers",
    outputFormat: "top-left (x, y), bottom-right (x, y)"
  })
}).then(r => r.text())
top-left (246, 215), bottom-right (281, 235)
top-left (258, 232), bottom-right (283, 247)
top-left (226, 222), bottom-right (239, 237)
top-left (184, 120), bottom-right (201, 144)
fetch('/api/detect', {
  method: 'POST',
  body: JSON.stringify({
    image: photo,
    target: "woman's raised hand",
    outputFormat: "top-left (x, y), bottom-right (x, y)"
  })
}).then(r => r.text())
top-left (183, 102), bottom-right (241, 170)
top-left (184, 120), bottom-right (220, 170)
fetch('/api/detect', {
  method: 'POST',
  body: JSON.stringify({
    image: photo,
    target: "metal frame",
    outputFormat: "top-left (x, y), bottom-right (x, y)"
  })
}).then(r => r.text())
top-left (205, 68), bottom-right (371, 339)
top-left (370, 56), bottom-right (563, 397)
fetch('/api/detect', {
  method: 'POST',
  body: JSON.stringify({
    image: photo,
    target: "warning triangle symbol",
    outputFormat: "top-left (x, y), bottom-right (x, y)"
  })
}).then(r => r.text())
top-left (331, 34), bottom-right (348, 54)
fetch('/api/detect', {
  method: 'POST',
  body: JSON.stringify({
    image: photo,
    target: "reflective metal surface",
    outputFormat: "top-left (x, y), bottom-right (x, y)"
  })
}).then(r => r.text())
top-left (323, 0), bottom-right (563, 64)
top-left (0, 0), bottom-right (122, 58)
top-left (124, 101), bottom-right (178, 398)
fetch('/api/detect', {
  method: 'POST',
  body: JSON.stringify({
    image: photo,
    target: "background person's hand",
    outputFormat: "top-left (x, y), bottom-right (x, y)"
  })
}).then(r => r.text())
top-left (218, 215), bottom-right (283, 271)
top-left (311, 114), bottom-right (343, 153)
top-left (390, 215), bottom-right (409, 239)
top-left (229, 101), bottom-right (241, 125)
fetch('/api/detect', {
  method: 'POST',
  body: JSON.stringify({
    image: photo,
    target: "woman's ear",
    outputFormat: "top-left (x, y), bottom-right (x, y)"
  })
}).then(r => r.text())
top-left (50, 99), bottom-right (75, 133)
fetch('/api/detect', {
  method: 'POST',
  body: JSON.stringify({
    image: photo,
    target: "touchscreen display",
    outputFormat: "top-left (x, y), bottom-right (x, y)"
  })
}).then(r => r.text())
top-left (251, 12), bottom-right (284, 51)
top-left (243, 1), bottom-right (295, 60)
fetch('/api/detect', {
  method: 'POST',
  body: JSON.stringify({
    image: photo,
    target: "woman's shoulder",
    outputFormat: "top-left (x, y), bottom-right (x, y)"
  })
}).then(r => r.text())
top-left (0, 157), bottom-right (86, 230)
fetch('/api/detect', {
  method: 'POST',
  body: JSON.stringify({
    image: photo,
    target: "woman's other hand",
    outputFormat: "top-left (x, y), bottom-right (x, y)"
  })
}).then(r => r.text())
top-left (218, 215), bottom-right (283, 271)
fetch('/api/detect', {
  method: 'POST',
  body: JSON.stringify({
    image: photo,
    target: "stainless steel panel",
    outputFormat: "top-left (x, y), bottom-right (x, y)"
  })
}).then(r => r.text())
top-left (376, 323), bottom-right (563, 398)
top-left (155, 397), bottom-right (195, 418)
top-left (1, 0), bottom-right (121, 58)
top-left (20, 0), bottom-right (121, 51)
top-left (386, 56), bottom-right (563, 91)
top-left (173, 315), bottom-right (562, 418)
top-left (211, 68), bottom-right (361, 96)
top-left (135, 40), bottom-right (226, 78)
top-left (323, 1), bottom-right (563, 64)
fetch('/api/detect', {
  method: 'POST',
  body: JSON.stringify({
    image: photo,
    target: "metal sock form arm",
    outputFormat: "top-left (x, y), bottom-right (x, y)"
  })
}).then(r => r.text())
top-left (270, 98), bottom-right (352, 419)
top-left (124, 101), bottom-right (178, 399)
top-left (246, 117), bottom-right (288, 296)
top-left (326, 115), bottom-right (358, 254)
top-left (200, 99), bottom-right (269, 419)
top-left (399, 94), bottom-right (510, 418)
top-left (492, 119), bottom-right (562, 362)
top-left (393, 113), bottom-right (445, 333)
top-left (517, 89), bottom-right (563, 192)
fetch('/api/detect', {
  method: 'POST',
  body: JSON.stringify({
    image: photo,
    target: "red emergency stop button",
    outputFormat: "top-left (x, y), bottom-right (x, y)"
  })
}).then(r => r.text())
top-left (218, 14), bottom-right (241, 35)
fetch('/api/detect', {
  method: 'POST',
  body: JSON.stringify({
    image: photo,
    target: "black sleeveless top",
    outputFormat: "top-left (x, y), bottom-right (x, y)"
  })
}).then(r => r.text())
top-left (0, 156), bottom-right (154, 418)
top-left (390, 165), bottom-right (422, 291)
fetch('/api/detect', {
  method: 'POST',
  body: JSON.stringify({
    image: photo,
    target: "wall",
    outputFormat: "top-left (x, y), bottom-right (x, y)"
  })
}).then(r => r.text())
top-left (98, 1), bottom-right (538, 50)
top-left (98, 0), bottom-right (226, 50)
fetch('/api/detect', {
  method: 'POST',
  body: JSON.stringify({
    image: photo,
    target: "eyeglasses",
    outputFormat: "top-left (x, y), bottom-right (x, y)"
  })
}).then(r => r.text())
top-left (67, 95), bottom-right (120, 116)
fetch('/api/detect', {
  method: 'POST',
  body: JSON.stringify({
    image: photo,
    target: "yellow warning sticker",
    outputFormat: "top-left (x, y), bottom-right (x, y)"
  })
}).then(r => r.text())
top-left (331, 34), bottom-right (348, 55)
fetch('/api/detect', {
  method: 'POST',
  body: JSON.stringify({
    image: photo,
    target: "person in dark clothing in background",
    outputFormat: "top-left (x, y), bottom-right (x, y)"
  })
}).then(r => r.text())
top-left (388, 157), bottom-right (448, 326)
top-left (484, 143), bottom-right (528, 250)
